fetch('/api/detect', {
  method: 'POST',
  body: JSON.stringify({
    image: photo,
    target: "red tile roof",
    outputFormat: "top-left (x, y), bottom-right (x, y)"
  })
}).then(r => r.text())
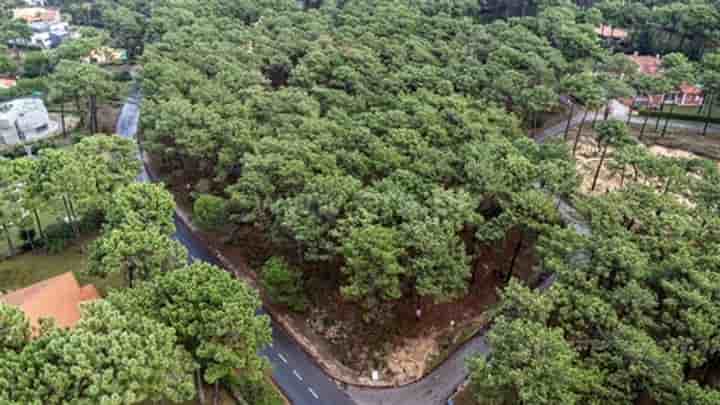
top-left (0, 78), bottom-right (16, 89)
top-left (596, 24), bottom-right (628, 40)
top-left (0, 272), bottom-right (100, 333)
top-left (627, 54), bottom-right (662, 76)
top-left (679, 83), bottom-right (703, 95)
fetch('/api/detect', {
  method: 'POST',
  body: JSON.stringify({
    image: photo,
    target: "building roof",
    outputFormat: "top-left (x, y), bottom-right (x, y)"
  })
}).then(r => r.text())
top-left (627, 54), bottom-right (662, 76)
top-left (0, 78), bottom-right (16, 89)
top-left (0, 272), bottom-right (100, 332)
top-left (679, 83), bottom-right (703, 95)
top-left (596, 24), bottom-right (628, 40)
top-left (13, 7), bottom-right (61, 23)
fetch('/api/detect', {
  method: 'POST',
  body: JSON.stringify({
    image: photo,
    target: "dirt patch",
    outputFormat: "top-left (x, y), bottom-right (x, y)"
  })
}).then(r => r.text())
top-left (146, 153), bottom-right (541, 386)
top-left (567, 126), bottom-right (720, 196)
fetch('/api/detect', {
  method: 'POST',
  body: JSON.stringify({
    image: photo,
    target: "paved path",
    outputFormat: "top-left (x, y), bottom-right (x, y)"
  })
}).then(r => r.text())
top-left (608, 100), bottom-right (720, 134)
top-left (116, 92), bottom-right (591, 405)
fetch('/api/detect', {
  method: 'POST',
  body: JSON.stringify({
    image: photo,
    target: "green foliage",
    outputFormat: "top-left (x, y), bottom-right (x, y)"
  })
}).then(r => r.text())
top-left (193, 193), bottom-right (227, 230)
top-left (0, 50), bottom-right (17, 75)
top-left (261, 256), bottom-right (308, 312)
top-left (21, 51), bottom-right (51, 78)
top-left (0, 303), bottom-right (29, 351)
top-left (87, 223), bottom-right (187, 287)
top-left (136, 0), bottom-right (586, 311)
top-left (104, 183), bottom-right (176, 236)
top-left (340, 224), bottom-right (406, 309)
top-left (107, 262), bottom-right (272, 385)
top-left (0, 301), bottom-right (196, 404)
top-left (225, 372), bottom-right (284, 405)
top-left (468, 317), bottom-right (599, 405)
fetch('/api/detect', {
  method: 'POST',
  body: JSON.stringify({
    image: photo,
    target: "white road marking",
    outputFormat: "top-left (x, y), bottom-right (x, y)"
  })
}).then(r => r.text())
top-left (293, 370), bottom-right (303, 381)
top-left (308, 387), bottom-right (319, 399)
top-left (278, 353), bottom-right (288, 364)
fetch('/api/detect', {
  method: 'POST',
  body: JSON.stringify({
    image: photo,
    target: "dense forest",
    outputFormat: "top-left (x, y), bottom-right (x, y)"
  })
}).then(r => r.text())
top-left (133, 0), bottom-right (720, 402)
top-left (2, 0), bottom-right (720, 403)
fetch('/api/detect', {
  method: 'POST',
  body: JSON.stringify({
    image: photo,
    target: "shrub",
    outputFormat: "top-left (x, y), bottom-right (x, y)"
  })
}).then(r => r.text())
top-left (193, 194), bottom-right (227, 231)
top-left (44, 222), bottom-right (75, 254)
top-left (261, 257), bottom-right (308, 313)
top-left (224, 372), bottom-right (284, 405)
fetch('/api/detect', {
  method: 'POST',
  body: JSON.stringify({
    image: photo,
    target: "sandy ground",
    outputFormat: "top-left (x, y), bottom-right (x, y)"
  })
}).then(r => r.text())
top-left (568, 128), bottom-right (718, 197)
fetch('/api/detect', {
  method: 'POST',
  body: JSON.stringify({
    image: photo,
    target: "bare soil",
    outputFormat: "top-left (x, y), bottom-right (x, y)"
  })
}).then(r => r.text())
top-left (148, 154), bottom-right (541, 385)
top-left (567, 125), bottom-right (720, 196)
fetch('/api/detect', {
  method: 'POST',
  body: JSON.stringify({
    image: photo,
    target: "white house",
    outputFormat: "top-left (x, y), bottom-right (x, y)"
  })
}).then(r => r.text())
top-left (0, 98), bottom-right (54, 146)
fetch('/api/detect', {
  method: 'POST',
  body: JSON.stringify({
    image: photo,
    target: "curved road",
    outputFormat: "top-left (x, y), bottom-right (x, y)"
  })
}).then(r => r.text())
top-left (116, 92), bottom-right (591, 405)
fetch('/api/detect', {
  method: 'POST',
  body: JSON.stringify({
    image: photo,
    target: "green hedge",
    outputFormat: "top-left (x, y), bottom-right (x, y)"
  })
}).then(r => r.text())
top-left (638, 109), bottom-right (720, 125)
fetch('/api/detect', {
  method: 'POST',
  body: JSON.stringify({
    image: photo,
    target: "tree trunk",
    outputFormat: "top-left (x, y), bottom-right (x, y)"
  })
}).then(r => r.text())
top-left (75, 96), bottom-right (84, 128)
top-left (620, 166), bottom-right (626, 187)
top-left (655, 101), bottom-right (665, 131)
top-left (592, 108), bottom-right (600, 128)
top-left (639, 114), bottom-right (650, 141)
top-left (213, 381), bottom-right (220, 405)
top-left (128, 265), bottom-right (134, 288)
top-left (564, 102), bottom-right (575, 140)
top-left (2, 223), bottom-right (14, 256)
top-left (626, 98), bottom-right (634, 126)
top-left (663, 177), bottom-right (673, 195)
top-left (62, 195), bottom-right (80, 237)
top-left (591, 147), bottom-right (609, 191)
top-left (573, 109), bottom-right (590, 155)
top-left (60, 101), bottom-right (67, 138)
top-left (507, 234), bottom-right (524, 283)
top-left (33, 208), bottom-right (45, 242)
top-left (661, 102), bottom-right (675, 137)
top-left (697, 94), bottom-right (707, 115)
top-left (703, 94), bottom-right (714, 137)
top-left (196, 370), bottom-right (206, 405)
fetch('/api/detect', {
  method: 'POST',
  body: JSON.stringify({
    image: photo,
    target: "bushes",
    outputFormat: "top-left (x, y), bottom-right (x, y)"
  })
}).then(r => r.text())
top-left (44, 222), bottom-right (75, 254)
top-left (638, 109), bottom-right (720, 125)
top-left (224, 373), bottom-right (284, 405)
top-left (193, 194), bottom-right (227, 231)
top-left (261, 257), bottom-right (308, 313)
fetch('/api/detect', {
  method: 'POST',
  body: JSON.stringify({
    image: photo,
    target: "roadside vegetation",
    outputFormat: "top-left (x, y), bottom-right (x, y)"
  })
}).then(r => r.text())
top-left (2, 0), bottom-right (720, 404)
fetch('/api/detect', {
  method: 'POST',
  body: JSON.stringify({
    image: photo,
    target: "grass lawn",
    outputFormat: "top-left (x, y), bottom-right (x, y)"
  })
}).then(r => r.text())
top-left (673, 105), bottom-right (720, 119)
top-left (0, 235), bottom-right (124, 296)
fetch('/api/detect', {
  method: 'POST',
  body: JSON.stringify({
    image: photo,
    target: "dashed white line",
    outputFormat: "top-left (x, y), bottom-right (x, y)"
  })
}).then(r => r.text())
top-left (308, 387), bottom-right (319, 399)
top-left (293, 369), bottom-right (303, 381)
top-left (278, 353), bottom-right (288, 364)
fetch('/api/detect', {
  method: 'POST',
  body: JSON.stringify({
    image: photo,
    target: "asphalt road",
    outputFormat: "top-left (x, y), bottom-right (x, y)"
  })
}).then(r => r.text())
top-left (116, 92), bottom-right (355, 405)
top-left (116, 91), bottom-right (592, 405)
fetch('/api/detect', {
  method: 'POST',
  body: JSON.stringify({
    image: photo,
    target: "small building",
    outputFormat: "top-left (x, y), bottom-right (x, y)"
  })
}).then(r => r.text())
top-left (0, 272), bottom-right (100, 333)
top-left (0, 78), bottom-right (16, 90)
top-left (596, 24), bottom-right (628, 41)
top-left (23, 0), bottom-right (47, 6)
top-left (12, 7), bottom-right (61, 24)
top-left (83, 47), bottom-right (128, 65)
top-left (0, 97), bottom-right (54, 146)
top-left (627, 53), bottom-right (704, 108)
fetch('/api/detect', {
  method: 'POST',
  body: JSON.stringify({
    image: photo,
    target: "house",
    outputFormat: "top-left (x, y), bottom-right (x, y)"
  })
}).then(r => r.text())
top-left (626, 53), bottom-right (704, 108)
top-left (0, 97), bottom-right (55, 146)
top-left (596, 24), bottom-right (628, 41)
top-left (83, 47), bottom-right (128, 65)
top-left (0, 78), bottom-right (16, 90)
top-left (0, 272), bottom-right (100, 333)
top-left (12, 7), bottom-right (61, 24)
